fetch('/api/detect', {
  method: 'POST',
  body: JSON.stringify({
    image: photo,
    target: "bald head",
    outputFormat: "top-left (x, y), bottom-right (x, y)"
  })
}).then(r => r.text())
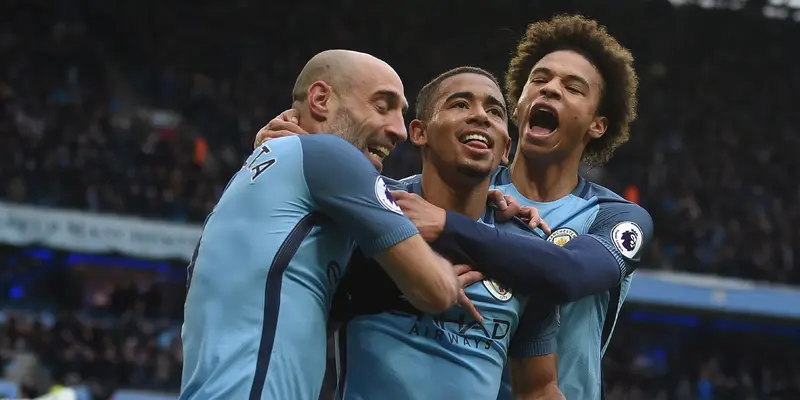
top-left (292, 50), bottom-right (393, 102)
top-left (289, 49), bottom-right (409, 172)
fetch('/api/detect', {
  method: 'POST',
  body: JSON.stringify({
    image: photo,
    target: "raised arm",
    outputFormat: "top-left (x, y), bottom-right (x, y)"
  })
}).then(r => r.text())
top-left (299, 134), bottom-right (458, 313)
top-left (431, 201), bottom-right (653, 303)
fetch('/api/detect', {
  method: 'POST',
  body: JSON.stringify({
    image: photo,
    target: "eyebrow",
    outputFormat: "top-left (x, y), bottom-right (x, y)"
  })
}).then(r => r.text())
top-left (443, 91), bottom-right (507, 114)
top-left (373, 90), bottom-right (409, 115)
top-left (530, 67), bottom-right (592, 89)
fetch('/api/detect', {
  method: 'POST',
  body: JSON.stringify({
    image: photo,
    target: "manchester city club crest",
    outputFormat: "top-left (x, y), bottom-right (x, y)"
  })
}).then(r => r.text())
top-left (482, 279), bottom-right (513, 302)
top-left (546, 227), bottom-right (578, 247)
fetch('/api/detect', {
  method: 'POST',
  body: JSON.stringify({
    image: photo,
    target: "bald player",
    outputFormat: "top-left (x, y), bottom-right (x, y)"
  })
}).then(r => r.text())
top-left (179, 50), bottom-right (459, 400)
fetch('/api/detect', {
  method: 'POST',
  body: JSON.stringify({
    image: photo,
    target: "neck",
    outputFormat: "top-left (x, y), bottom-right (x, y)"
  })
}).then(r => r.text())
top-left (300, 119), bottom-right (325, 134)
top-left (509, 151), bottom-right (581, 202)
top-left (296, 104), bottom-right (327, 134)
top-left (420, 162), bottom-right (490, 221)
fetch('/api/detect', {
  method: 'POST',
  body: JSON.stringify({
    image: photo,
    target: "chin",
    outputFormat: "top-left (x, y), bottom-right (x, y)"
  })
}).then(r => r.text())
top-left (519, 139), bottom-right (554, 155)
top-left (456, 162), bottom-right (494, 180)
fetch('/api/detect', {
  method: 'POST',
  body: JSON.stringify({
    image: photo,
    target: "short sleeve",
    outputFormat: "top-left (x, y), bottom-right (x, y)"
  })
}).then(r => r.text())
top-left (586, 201), bottom-right (654, 279)
top-left (298, 134), bottom-right (418, 257)
top-left (508, 304), bottom-right (559, 358)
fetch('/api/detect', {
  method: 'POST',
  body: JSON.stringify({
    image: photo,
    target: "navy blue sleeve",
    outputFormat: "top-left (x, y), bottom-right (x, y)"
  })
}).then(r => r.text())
top-left (299, 134), bottom-right (418, 257)
top-left (434, 211), bottom-right (626, 303)
top-left (586, 201), bottom-right (654, 279)
top-left (508, 304), bottom-right (559, 358)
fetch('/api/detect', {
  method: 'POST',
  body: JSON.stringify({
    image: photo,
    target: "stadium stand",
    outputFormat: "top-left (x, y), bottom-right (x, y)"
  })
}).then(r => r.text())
top-left (1, 0), bottom-right (799, 398)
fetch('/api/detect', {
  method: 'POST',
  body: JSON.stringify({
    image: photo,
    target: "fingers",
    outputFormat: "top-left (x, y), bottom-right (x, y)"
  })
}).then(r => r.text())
top-left (503, 195), bottom-right (521, 210)
top-left (487, 190), bottom-right (507, 210)
top-left (455, 264), bottom-right (484, 327)
top-left (457, 270), bottom-right (485, 289)
top-left (390, 190), bottom-right (423, 208)
top-left (254, 128), bottom-right (268, 148)
top-left (389, 190), bottom-right (411, 200)
top-left (268, 119), bottom-right (307, 135)
top-left (278, 109), bottom-right (300, 124)
top-left (453, 264), bottom-right (474, 276)
top-left (254, 126), bottom-right (294, 148)
top-left (538, 218), bottom-right (552, 236)
top-left (457, 289), bottom-right (483, 323)
top-left (493, 193), bottom-right (520, 221)
top-left (253, 110), bottom-right (307, 148)
top-left (501, 195), bottom-right (521, 220)
top-left (518, 206), bottom-right (552, 235)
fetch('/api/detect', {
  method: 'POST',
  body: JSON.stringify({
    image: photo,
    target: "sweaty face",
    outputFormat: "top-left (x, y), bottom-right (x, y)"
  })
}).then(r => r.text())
top-left (514, 50), bottom-right (606, 161)
top-left (422, 73), bottom-right (509, 179)
top-left (332, 63), bottom-right (409, 173)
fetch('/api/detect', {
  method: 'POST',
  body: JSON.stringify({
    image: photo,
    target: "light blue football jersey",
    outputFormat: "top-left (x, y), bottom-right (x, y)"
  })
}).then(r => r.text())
top-left (180, 134), bottom-right (418, 400)
top-left (336, 175), bottom-right (559, 400)
top-left (491, 167), bottom-right (652, 400)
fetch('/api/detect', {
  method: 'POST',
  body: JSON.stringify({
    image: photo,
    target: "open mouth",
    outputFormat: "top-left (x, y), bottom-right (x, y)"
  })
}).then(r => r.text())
top-left (367, 145), bottom-right (392, 161)
top-left (528, 104), bottom-right (559, 136)
top-left (458, 131), bottom-right (493, 150)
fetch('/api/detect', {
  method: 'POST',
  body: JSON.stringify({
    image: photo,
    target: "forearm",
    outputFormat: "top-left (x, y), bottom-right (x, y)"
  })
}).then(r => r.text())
top-left (518, 383), bottom-right (564, 400)
top-left (509, 354), bottom-right (562, 400)
top-left (433, 211), bottom-right (622, 302)
top-left (374, 235), bottom-right (458, 313)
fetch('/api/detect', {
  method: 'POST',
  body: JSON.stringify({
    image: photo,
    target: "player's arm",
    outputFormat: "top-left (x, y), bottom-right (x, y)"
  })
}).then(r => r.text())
top-left (509, 356), bottom-right (563, 400)
top-left (507, 306), bottom-right (563, 400)
top-left (434, 202), bottom-right (653, 303)
top-left (299, 134), bottom-right (458, 313)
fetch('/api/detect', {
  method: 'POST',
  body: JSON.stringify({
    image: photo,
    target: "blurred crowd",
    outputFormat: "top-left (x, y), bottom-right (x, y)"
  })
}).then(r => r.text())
top-left (3, 0), bottom-right (799, 283)
top-left (3, 299), bottom-right (800, 400)
top-left (604, 315), bottom-right (800, 400)
top-left (1, 309), bottom-right (182, 399)
top-left (2, 0), bottom-right (800, 398)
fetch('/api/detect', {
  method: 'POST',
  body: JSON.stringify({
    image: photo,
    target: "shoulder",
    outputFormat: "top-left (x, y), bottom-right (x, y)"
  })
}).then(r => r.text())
top-left (297, 133), bottom-right (365, 157)
top-left (581, 180), bottom-right (626, 202)
top-left (297, 134), bottom-right (376, 174)
top-left (584, 182), bottom-right (652, 224)
top-left (582, 181), bottom-right (653, 256)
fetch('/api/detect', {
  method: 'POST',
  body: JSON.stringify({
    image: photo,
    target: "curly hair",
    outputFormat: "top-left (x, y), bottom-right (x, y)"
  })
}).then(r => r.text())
top-left (505, 14), bottom-right (638, 166)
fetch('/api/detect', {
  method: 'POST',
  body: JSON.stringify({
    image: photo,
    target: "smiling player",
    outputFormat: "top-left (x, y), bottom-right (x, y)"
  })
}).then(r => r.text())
top-left (394, 15), bottom-right (652, 400)
top-left (333, 67), bottom-right (561, 400)
top-left (179, 49), bottom-right (459, 400)
top-left (252, 66), bottom-right (563, 400)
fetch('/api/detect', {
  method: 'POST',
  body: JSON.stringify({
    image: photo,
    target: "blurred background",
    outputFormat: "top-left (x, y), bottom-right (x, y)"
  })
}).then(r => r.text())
top-left (2, 0), bottom-right (800, 399)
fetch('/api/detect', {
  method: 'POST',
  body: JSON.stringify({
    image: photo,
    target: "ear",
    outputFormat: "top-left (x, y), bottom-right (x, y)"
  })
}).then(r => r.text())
top-left (511, 107), bottom-right (518, 124)
top-left (501, 135), bottom-right (512, 166)
top-left (587, 115), bottom-right (608, 140)
top-left (409, 119), bottom-right (427, 147)
top-left (307, 81), bottom-right (334, 120)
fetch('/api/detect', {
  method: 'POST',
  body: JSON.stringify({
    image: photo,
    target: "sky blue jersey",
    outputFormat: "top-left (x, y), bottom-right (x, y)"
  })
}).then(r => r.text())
top-left (180, 134), bottom-right (418, 400)
top-left (490, 167), bottom-right (653, 400)
top-left (333, 175), bottom-right (558, 400)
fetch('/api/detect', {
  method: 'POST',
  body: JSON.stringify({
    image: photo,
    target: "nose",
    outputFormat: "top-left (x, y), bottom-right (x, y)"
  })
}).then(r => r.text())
top-left (539, 80), bottom-right (562, 100)
top-left (466, 106), bottom-right (491, 127)
top-left (385, 112), bottom-right (408, 143)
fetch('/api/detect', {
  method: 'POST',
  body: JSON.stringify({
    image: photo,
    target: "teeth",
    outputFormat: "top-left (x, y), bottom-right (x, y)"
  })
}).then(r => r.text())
top-left (461, 134), bottom-right (488, 144)
top-left (369, 146), bottom-right (391, 160)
